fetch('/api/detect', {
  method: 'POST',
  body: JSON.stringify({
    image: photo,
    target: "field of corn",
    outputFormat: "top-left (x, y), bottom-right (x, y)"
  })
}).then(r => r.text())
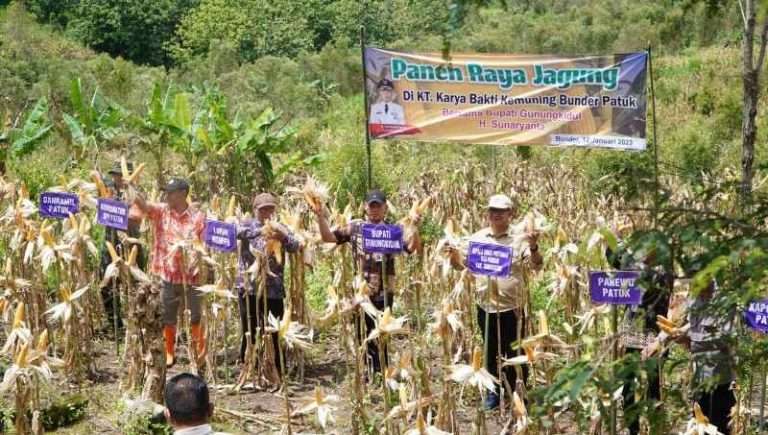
top-left (0, 149), bottom-right (765, 435)
top-left (1, 1), bottom-right (768, 434)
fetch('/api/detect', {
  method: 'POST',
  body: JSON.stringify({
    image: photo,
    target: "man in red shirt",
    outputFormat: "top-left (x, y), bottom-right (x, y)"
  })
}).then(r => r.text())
top-left (134, 178), bottom-right (206, 367)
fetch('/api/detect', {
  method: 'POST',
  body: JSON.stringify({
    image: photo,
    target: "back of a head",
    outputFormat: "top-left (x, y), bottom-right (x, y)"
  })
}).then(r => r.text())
top-left (165, 373), bottom-right (210, 427)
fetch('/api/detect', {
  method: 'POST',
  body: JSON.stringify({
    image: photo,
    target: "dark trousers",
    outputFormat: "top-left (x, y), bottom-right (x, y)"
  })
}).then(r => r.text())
top-left (622, 348), bottom-right (663, 435)
top-left (696, 383), bottom-right (735, 435)
top-left (358, 296), bottom-right (393, 373)
top-left (101, 281), bottom-right (123, 330)
top-left (100, 243), bottom-right (144, 331)
top-left (238, 293), bottom-right (284, 370)
top-left (477, 306), bottom-right (527, 393)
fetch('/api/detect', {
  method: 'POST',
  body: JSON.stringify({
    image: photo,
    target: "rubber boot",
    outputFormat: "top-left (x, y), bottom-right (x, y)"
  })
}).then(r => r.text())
top-left (164, 325), bottom-right (176, 368)
top-left (191, 323), bottom-right (206, 360)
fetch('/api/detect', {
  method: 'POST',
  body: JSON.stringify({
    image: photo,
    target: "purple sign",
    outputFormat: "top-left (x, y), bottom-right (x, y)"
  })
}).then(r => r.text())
top-left (467, 241), bottom-right (512, 277)
top-left (203, 220), bottom-right (237, 253)
top-left (96, 198), bottom-right (129, 230)
top-left (361, 223), bottom-right (404, 254)
top-left (39, 192), bottom-right (79, 219)
top-left (745, 299), bottom-right (768, 333)
top-left (589, 271), bottom-right (643, 305)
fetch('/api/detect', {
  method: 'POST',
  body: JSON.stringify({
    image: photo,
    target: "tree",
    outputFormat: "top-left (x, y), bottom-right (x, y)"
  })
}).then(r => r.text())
top-left (67, 0), bottom-right (198, 66)
top-left (25, 0), bottom-right (80, 28)
top-left (169, 0), bottom-right (314, 64)
top-left (739, 0), bottom-right (768, 202)
top-left (328, 0), bottom-right (449, 48)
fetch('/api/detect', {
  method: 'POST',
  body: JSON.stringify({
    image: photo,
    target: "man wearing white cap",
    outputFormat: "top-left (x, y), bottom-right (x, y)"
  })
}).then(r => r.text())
top-left (449, 193), bottom-right (543, 410)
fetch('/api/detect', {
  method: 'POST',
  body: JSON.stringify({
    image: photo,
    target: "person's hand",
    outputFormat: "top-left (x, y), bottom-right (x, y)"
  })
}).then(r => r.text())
top-left (411, 212), bottom-right (422, 225)
top-left (446, 245), bottom-right (462, 266)
top-left (641, 341), bottom-right (659, 360)
top-left (673, 334), bottom-right (691, 347)
top-left (527, 232), bottom-right (539, 248)
top-left (270, 226), bottom-right (288, 242)
top-left (310, 201), bottom-right (323, 217)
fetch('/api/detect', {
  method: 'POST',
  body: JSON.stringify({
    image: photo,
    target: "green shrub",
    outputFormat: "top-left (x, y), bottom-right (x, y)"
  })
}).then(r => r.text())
top-left (585, 146), bottom-right (656, 200)
top-left (669, 118), bottom-right (719, 182)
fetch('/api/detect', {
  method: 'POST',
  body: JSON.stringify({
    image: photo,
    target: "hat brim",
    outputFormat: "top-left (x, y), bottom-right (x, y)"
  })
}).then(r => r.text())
top-left (255, 202), bottom-right (277, 209)
top-left (366, 199), bottom-right (386, 205)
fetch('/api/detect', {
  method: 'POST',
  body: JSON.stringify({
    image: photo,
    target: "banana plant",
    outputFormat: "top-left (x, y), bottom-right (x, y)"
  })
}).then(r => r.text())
top-left (232, 106), bottom-right (300, 189)
top-left (136, 82), bottom-right (189, 187)
top-left (180, 87), bottom-right (310, 193)
top-left (61, 78), bottom-right (126, 165)
top-left (137, 84), bottom-right (315, 193)
top-left (0, 98), bottom-right (53, 175)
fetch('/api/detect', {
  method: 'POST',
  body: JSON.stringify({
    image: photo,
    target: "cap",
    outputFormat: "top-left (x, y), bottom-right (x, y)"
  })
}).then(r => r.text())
top-left (161, 177), bottom-right (190, 193)
top-left (487, 194), bottom-right (515, 210)
top-left (377, 79), bottom-right (395, 90)
top-left (252, 192), bottom-right (277, 210)
top-left (107, 161), bottom-right (134, 175)
top-left (365, 189), bottom-right (387, 205)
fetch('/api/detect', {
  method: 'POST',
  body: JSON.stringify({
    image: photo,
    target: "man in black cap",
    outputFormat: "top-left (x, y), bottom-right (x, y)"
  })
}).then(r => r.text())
top-left (99, 160), bottom-right (145, 332)
top-left (369, 79), bottom-right (405, 126)
top-left (134, 177), bottom-right (206, 367)
top-left (311, 189), bottom-right (421, 374)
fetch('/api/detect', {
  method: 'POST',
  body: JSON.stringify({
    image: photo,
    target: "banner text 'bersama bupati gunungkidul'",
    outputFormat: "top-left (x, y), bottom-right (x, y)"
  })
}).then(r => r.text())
top-left (364, 48), bottom-right (647, 150)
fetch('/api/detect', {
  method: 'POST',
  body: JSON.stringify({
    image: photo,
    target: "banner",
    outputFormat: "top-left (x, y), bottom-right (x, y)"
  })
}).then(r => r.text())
top-left (364, 48), bottom-right (647, 150)
top-left (361, 223), bottom-right (404, 254)
top-left (467, 241), bottom-right (512, 278)
top-left (589, 271), bottom-right (643, 305)
top-left (39, 192), bottom-right (79, 219)
top-left (96, 198), bottom-right (129, 231)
